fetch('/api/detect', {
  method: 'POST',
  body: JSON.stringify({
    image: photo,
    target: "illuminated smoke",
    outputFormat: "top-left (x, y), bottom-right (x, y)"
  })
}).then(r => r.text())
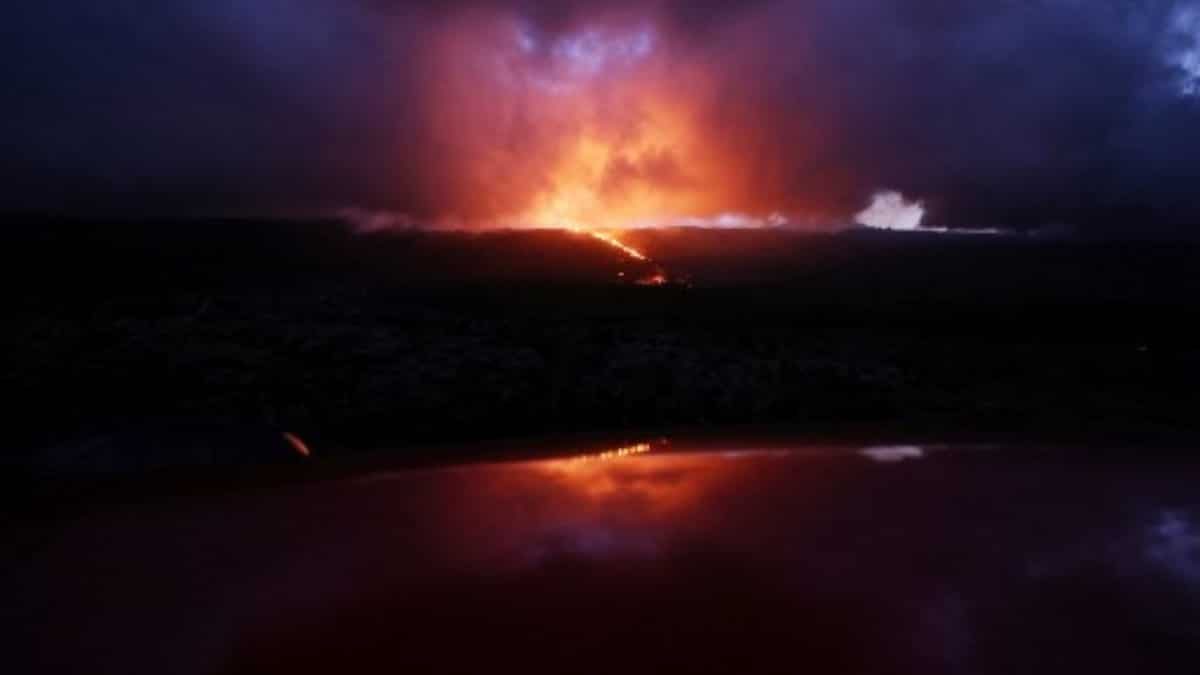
top-left (397, 2), bottom-right (1200, 233)
top-left (11, 2), bottom-right (1200, 233)
top-left (337, 208), bottom-right (417, 233)
top-left (860, 445), bottom-right (925, 463)
top-left (856, 191), bottom-right (927, 231)
top-left (855, 191), bottom-right (1004, 235)
top-left (415, 11), bottom-right (815, 231)
top-left (1171, 5), bottom-right (1200, 96)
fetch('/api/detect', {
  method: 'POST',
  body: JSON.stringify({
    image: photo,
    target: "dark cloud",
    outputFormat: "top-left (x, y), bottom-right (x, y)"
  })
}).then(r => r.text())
top-left (3, 1), bottom-right (1199, 234)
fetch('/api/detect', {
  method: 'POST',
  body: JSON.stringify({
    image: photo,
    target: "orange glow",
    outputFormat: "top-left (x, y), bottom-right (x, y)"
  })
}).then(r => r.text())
top-left (282, 432), bottom-right (312, 458)
top-left (415, 14), bottom-right (807, 231)
top-left (517, 98), bottom-right (728, 230)
top-left (636, 272), bottom-right (667, 286)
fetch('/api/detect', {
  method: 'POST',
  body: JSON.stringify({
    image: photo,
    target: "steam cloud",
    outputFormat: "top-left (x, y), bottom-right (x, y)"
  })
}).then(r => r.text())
top-left (5, 1), bottom-right (1200, 234)
top-left (857, 192), bottom-right (927, 232)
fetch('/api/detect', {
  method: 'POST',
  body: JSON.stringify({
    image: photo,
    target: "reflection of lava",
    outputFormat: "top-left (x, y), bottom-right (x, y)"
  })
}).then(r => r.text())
top-left (564, 442), bottom-right (653, 464)
top-left (282, 432), bottom-right (312, 458)
top-left (531, 445), bottom-right (750, 514)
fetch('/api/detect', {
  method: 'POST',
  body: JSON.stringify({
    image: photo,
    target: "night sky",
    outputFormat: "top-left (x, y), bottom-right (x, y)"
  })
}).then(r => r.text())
top-left (6, 1), bottom-right (1200, 234)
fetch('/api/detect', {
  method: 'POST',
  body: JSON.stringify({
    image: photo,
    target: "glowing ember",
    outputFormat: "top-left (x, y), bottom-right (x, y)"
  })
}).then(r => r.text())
top-left (282, 432), bottom-right (312, 458)
top-left (637, 273), bottom-right (668, 286)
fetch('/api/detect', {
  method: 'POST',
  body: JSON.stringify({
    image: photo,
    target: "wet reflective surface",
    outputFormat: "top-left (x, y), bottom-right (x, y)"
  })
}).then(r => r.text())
top-left (7, 441), bottom-right (1200, 674)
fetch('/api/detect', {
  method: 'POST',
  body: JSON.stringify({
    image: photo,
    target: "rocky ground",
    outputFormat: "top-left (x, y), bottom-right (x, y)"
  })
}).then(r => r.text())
top-left (8, 286), bottom-right (1198, 477)
top-left (4, 221), bottom-right (1199, 479)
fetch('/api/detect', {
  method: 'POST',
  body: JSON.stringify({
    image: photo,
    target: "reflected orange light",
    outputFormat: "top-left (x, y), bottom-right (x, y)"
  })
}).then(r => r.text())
top-left (636, 272), bottom-right (667, 286)
top-left (283, 432), bottom-right (312, 458)
top-left (565, 442), bottom-right (653, 464)
top-left (533, 442), bottom-right (721, 510)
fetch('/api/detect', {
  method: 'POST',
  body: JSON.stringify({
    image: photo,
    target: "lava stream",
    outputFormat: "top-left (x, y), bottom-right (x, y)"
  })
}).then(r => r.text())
top-left (566, 227), bottom-right (672, 282)
top-left (565, 226), bottom-right (671, 285)
top-left (570, 227), bottom-right (649, 261)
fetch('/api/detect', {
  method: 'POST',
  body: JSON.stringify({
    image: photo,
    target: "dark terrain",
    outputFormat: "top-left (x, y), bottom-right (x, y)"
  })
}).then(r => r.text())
top-left (4, 217), bottom-right (1199, 481)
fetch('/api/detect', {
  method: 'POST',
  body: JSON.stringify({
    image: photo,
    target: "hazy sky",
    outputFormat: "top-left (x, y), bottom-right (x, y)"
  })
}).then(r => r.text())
top-left (5, 1), bottom-right (1200, 234)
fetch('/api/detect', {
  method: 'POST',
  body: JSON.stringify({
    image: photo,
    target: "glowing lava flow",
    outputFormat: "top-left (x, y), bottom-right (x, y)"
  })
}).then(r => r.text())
top-left (568, 226), bottom-right (648, 262)
top-left (562, 225), bottom-right (672, 285)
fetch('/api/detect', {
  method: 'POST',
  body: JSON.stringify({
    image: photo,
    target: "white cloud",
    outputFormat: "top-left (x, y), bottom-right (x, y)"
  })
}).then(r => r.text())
top-left (1170, 5), bottom-right (1200, 96)
top-left (1148, 510), bottom-right (1200, 581)
top-left (856, 191), bottom-right (926, 231)
top-left (337, 207), bottom-right (417, 233)
top-left (860, 445), bottom-right (925, 463)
